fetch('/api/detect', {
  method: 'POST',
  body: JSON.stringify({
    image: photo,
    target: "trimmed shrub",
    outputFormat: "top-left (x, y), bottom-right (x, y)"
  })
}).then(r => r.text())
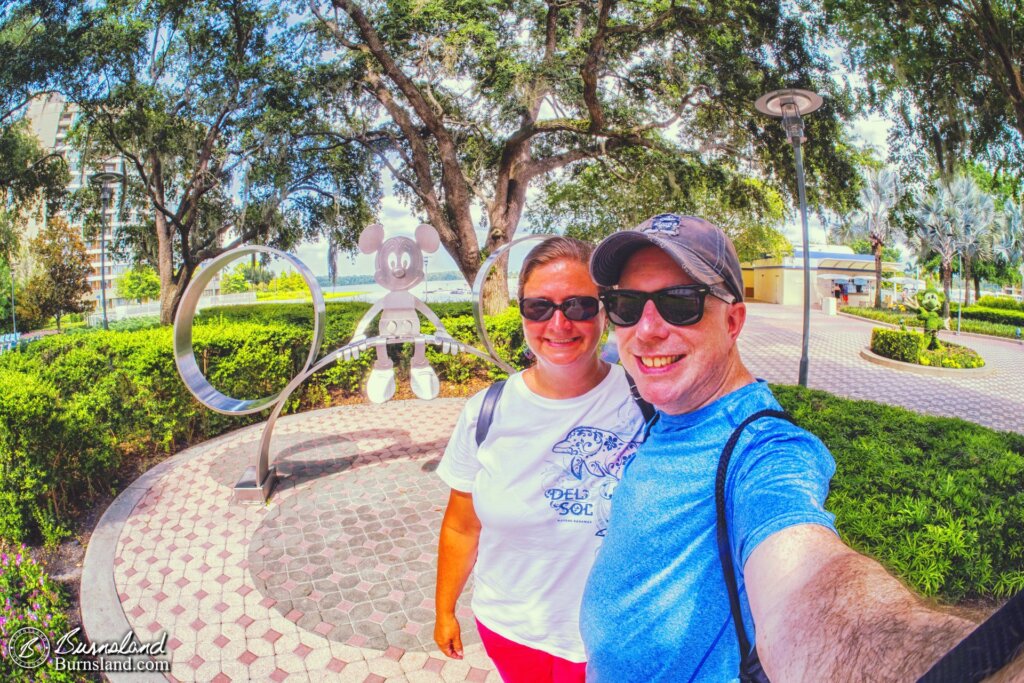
top-left (870, 328), bottom-right (924, 363)
top-left (958, 305), bottom-right (1024, 327)
top-left (976, 296), bottom-right (1024, 312)
top-left (843, 306), bottom-right (1021, 340)
top-left (0, 367), bottom-right (114, 545)
top-left (0, 302), bottom-right (526, 542)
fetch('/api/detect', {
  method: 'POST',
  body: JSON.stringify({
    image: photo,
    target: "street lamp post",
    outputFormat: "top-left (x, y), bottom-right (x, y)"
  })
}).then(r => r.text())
top-left (89, 171), bottom-right (124, 331)
top-left (4, 189), bottom-right (15, 334)
top-left (956, 250), bottom-right (963, 335)
top-left (755, 89), bottom-right (823, 388)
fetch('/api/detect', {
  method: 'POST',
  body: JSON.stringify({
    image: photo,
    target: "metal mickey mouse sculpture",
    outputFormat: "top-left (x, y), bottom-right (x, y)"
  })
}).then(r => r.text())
top-left (172, 225), bottom-right (544, 501)
top-left (348, 222), bottom-right (454, 403)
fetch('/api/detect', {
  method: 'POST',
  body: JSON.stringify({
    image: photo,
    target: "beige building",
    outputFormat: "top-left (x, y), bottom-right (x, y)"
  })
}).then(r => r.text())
top-left (24, 93), bottom-right (132, 310)
top-left (742, 245), bottom-right (902, 309)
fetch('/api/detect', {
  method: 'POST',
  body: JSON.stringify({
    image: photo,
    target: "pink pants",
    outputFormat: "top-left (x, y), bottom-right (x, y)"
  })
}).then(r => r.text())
top-left (476, 619), bottom-right (587, 683)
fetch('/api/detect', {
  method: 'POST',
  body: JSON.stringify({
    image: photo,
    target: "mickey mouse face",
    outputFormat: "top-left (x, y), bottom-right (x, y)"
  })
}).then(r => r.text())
top-left (358, 222), bottom-right (440, 293)
top-left (375, 236), bottom-right (424, 291)
top-left (921, 290), bottom-right (941, 312)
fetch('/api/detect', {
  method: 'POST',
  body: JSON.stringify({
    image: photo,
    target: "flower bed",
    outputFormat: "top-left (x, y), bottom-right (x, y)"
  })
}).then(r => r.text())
top-left (870, 328), bottom-right (985, 369)
top-left (0, 544), bottom-right (83, 681)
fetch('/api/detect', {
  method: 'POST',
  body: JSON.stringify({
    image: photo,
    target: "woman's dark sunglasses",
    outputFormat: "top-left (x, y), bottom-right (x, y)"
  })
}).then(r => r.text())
top-left (519, 296), bottom-right (601, 322)
top-left (599, 285), bottom-right (710, 327)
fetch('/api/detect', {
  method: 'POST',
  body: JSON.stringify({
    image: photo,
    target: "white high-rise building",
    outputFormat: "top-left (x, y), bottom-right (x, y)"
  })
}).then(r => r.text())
top-left (24, 93), bottom-right (133, 310)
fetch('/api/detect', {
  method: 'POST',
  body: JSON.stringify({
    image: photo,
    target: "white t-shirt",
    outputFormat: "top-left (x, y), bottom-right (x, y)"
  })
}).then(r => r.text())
top-left (437, 364), bottom-right (647, 662)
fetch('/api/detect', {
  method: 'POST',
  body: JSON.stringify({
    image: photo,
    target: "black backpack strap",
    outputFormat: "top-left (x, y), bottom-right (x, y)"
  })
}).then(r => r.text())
top-left (474, 379), bottom-right (507, 447)
top-left (917, 589), bottom-right (1024, 682)
top-left (715, 409), bottom-right (796, 664)
top-left (624, 371), bottom-right (656, 426)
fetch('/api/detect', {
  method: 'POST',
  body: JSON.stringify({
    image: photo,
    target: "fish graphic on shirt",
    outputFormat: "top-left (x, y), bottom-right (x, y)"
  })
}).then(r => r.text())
top-left (552, 426), bottom-right (641, 481)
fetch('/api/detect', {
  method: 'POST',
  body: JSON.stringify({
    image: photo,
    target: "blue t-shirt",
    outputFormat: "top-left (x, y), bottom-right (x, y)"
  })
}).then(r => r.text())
top-left (580, 380), bottom-right (837, 682)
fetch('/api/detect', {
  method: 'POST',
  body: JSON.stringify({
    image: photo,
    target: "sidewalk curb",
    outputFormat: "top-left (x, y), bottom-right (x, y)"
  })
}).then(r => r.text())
top-left (858, 348), bottom-right (993, 376)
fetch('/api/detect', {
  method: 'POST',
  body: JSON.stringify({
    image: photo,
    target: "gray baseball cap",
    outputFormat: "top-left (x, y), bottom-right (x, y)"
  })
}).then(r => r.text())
top-left (590, 214), bottom-right (744, 302)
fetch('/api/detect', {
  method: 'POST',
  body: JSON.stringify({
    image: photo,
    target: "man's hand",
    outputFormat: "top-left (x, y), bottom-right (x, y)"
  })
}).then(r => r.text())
top-left (746, 524), bottom-right (976, 682)
top-left (434, 612), bottom-right (464, 659)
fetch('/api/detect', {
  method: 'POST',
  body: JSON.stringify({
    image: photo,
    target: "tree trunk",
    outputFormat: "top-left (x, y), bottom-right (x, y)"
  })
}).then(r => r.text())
top-left (941, 260), bottom-right (951, 320)
top-left (155, 210), bottom-right (177, 326)
top-left (160, 275), bottom-right (189, 327)
top-left (873, 241), bottom-right (883, 309)
top-left (481, 254), bottom-right (511, 314)
top-left (963, 258), bottom-right (972, 306)
top-left (973, 273), bottom-right (981, 304)
top-left (477, 213), bottom-right (513, 314)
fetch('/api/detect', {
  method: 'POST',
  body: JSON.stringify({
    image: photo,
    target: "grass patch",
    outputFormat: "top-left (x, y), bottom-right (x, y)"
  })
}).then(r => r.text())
top-left (774, 384), bottom-right (1024, 603)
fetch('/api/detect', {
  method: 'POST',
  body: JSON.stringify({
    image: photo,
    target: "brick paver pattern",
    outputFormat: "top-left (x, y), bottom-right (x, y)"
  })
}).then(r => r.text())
top-left (110, 304), bottom-right (1023, 682)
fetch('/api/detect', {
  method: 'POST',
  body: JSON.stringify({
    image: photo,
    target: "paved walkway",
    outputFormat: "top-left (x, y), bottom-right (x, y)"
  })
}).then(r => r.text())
top-left (80, 304), bottom-right (1024, 682)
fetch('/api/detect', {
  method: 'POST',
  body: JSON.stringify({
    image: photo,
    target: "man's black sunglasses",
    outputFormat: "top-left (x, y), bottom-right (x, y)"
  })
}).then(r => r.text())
top-left (599, 285), bottom-right (710, 327)
top-left (519, 296), bottom-right (601, 322)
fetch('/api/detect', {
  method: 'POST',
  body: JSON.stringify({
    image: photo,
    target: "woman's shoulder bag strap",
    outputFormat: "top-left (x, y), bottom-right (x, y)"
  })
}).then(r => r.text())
top-left (475, 379), bottom-right (507, 447)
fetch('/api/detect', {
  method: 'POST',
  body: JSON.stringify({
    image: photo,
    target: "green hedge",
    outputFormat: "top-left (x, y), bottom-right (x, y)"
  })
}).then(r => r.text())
top-left (870, 328), bottom-right (924, 363)
top-left (976, 296), bottom-right (1024, 312)
top-left (842, 306), bottom-right (1021, 340)
top-left (959, 305), bottom-right (1024, 327)
top-left (0, 302), bottom-right (524, 544)
top-left (775, 385), bottom-right (1024, 601)
top-left (870, 327), bottom-right (985, 369)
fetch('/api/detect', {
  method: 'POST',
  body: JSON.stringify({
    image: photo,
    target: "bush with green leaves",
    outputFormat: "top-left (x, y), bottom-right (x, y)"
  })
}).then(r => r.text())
top-left (870, 328), bottom-right (924, 363)
top-left (958, 305), bottom-right (1024, 327)
top-left (870, 328), bottom-right (985, 369)
top-left (0, 544), bottom-right (83, 682)
top-left (976, 296), bottom-right (1024, 312)
top-left (774, 385), bottom-right (1024, 602)
top-left (843, 306), bottom-right (1020, 339)
top-left (0, 302), bottom-right (525, 543)
top-left (0, 365), bottom-right (114, 546)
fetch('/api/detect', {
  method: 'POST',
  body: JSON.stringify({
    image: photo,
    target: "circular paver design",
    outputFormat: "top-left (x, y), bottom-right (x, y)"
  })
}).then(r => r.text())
top-left (247, 454), bottom-right (478, 652)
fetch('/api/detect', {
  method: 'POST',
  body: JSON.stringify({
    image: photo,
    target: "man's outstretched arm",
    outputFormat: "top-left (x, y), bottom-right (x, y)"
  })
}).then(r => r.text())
top-left (745, 524), bottom-right (990, 681)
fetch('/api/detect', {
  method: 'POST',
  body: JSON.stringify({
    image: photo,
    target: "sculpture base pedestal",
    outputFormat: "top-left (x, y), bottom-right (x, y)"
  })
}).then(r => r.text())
top-left (233, 466), bottom-right (277, 503)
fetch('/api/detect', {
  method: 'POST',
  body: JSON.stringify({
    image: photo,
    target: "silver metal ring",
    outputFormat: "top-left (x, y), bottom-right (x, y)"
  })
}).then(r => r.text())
top-left (471, 234), bottom-right (553, 374)
top-left (173, 246), bottom-right (326, 415)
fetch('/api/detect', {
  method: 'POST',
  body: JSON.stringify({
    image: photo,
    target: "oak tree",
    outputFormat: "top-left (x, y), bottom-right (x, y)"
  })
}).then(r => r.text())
top-left (69, 0), bottom-right (379, 324)
top-left (305, 0), bottom-right (859, 311)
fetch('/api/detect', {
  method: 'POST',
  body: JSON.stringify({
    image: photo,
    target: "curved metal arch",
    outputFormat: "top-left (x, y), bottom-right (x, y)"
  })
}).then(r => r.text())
top-left (250, 334), bottom-right (499, 491)
top-left (173, 240), bottom-right (555, 501)
top-left (173, 246), bottom-right (326, 415)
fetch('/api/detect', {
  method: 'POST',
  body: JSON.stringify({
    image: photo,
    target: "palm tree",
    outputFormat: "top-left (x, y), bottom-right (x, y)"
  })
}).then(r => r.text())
top-left (841, 168), bottom-right (900, 308)
top-left (996, 201), bottom-right (1023, 297)
top-left (951, 178), bottom-right (996, 306)
top-left (913, 188), bottom-right (959, 319)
